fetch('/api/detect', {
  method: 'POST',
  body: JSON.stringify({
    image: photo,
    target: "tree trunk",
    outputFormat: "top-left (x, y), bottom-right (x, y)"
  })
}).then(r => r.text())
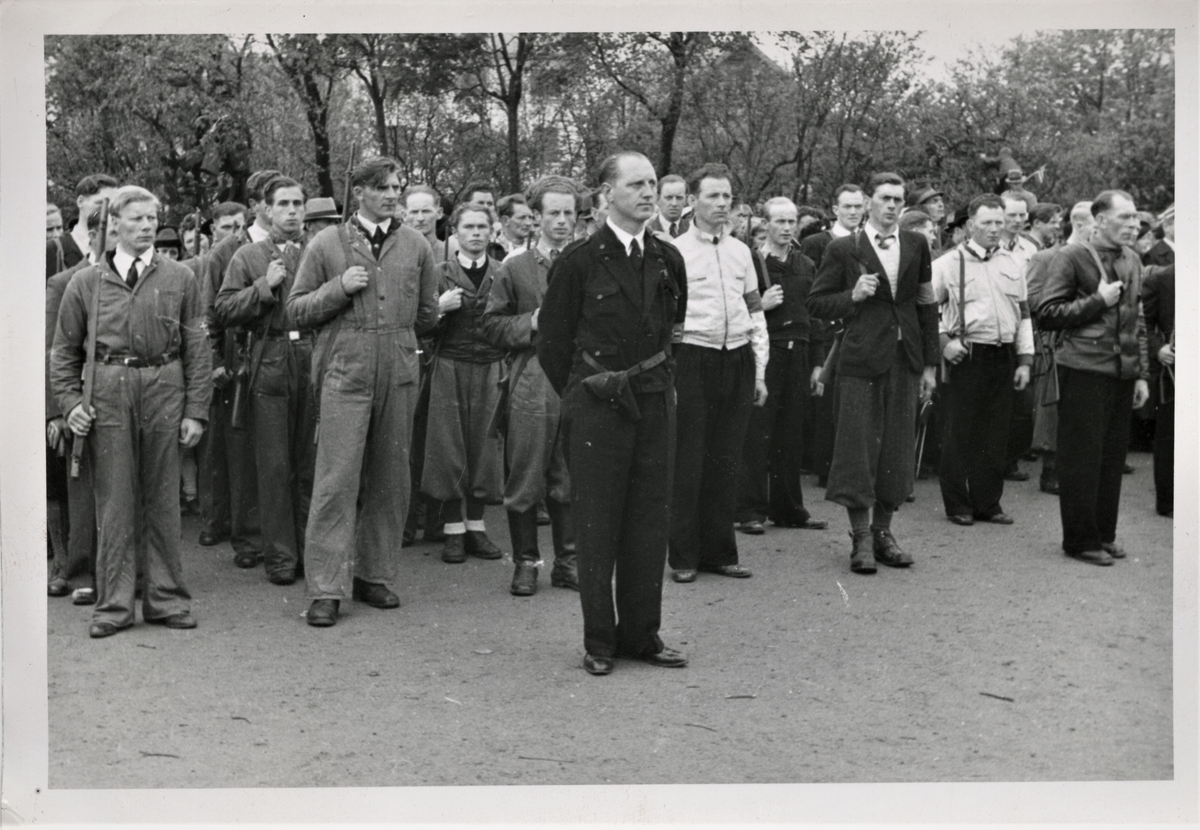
top-left (659, 33), bottom-right (689, 174)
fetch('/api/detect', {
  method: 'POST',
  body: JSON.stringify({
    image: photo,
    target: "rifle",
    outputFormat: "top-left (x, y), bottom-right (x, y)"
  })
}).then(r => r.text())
top-left (191, 208), bottom-right (203, 259)
top-left (69, 197), bottom-right (109, 479)
top-left (341, 140), bottom-right (358, 223)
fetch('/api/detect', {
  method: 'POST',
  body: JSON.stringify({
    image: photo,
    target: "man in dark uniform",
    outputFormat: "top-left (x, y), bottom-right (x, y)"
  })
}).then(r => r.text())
top-left (287, 156), bottom-right (439, 627)
top-left (482, 174), bottom-right (583, 596)
top-left (807, 172), bottom-right (940, 575)
top-left (204, 173), bottom-right (279, 564)
top-left (215, 177), bottom-right (316, 586)
top-left (1142, 261), bottom-right (1174, 517)
top-left (537, 151), bottom-right (689, 676)
top-left (52, 186), bottom-right (211, 638)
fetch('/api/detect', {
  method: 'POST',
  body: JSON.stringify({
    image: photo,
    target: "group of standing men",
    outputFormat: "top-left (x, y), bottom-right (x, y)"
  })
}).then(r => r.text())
top-left (43, 149), bottom-right (1173, 673)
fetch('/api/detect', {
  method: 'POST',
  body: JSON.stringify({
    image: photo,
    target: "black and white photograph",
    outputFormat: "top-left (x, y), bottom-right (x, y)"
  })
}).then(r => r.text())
top-left (1, 0), bottom-right (1196, 826)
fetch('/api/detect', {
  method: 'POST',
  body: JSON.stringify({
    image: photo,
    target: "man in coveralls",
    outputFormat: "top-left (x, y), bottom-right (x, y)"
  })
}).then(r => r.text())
top-left (482, 174), bottom-right (583, 597)
top-left (52, 185), bottom-right (211, 638)
top-left (287, 157), bottom-right (439, 627)
top-left (537, 151), bottom-right (689, 676)
top-left (215, 176), bottom-right (316, 586)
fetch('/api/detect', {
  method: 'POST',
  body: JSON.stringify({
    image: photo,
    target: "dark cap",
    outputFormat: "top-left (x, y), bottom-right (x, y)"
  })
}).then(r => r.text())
top-left (907, 186), bottom-right (944, 208)
top-left (154, 226), bottom-right (182, 249)
top-left (946, 205), bottom-right (970, 231)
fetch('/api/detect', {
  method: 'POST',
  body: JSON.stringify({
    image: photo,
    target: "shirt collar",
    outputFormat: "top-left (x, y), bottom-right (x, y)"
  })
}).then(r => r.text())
top-left (692, 224), bottom-right (725, 245)
top-left (247, 222), bottom-right (270, 244)
top-left (113, 245), bottom-right (154, 277)
top-left (356, 213), bottom-right (391, 238)
top-left (866, 220), bottom-right (897, 243)
top-left (536, 237), bottom-right (562, 260)
top-left (830, 222), bottom-right (853, 238)
top-left (457, 251), bottom-right (486, 270)
top-left (965, 239), bottom-right (996, 260)
top-left (605, 217), bottom-right (645, 254)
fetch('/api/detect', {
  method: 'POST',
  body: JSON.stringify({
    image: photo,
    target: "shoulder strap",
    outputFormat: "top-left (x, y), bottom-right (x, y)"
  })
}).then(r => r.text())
top-left (1083, 243), bottom-right (1113, 283)
top-left (957, 249), bottom-right (967, 338)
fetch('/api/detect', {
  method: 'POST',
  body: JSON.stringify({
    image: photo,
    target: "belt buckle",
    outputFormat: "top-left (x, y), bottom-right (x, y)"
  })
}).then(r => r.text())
top-left (288, 330), bottom-right (300, 342)
top-left (122, 356), bottom-right (136, 367)
top-left (788, 341), bottom-right (795, 350)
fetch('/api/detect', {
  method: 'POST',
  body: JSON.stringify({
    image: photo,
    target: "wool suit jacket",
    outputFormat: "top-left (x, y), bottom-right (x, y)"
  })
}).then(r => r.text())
top-left (806, 228), bottom-right (939, 378)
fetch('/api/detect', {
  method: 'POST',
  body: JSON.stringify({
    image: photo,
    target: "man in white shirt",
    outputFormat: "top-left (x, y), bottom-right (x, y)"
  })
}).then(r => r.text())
top-left (648, 174), bottom-right (690, 238)
top-left (666, 163), bottom-right (769, 584)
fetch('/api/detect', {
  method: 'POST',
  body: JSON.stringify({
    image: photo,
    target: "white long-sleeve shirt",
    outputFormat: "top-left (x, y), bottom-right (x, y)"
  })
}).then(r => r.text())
top-left (933, 241), bottom-right (1034, 363)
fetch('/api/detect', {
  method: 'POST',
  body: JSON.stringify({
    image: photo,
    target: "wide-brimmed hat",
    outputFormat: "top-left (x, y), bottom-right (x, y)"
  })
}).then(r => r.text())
top-left (907, 186), bottom-right (944, 208)
top-left (154, 226), bottom-right (182, 249)
top-left (305, 197), bottom-right (339, 221)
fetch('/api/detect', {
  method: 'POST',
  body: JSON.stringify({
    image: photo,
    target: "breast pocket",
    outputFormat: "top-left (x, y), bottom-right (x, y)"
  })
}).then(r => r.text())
top-left (999, 270), bottom-right (1024, 299)
top-left (582, 274), bottom-right (623, 324)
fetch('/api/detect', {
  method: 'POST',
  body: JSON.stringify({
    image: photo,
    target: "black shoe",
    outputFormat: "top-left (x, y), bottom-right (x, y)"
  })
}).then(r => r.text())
top-left (1039, 479), bottom-right (1060, 495)
top-left (267, 570), bottom-right (296, 586)
top-left (1065, 548), bottom-right (1113, 566)
top-left (976, 512), bottom-right (1014, 525)
top-left (441, 534), bottom-right (467, 564)
top-left (584, 654), bottom-right (614, 675)
top-left (510, 562), bottom-right (538, 596)
top-left (639, 646), bottom-right (688, 668)
top-left (1123, 462), bottom-right (1135, 474)
top-left (48, 577), bottom-right (70, 597)
top-left (849, 530), bottom-right (876, 575)
top-left (465, 530), bottom-right (503, 560)
top-left (198, 530), bottom-right (228, 547)
top-left (948, 514), bottom-right (975, 526)
top-left (550, 556), bottom-right (580, 591)
top-left (737, 519), bottom-right (765, 535)
top-left (145, 612), bottom-right (198, 629)
top-left (72, 587), bottom-right (96, 606)
top-left (352, 577), bottom-right (400, 609)
top-left (233, 550), bottom-right (261, 569)
top-left (89, 621), bottom-right (126, 639)
top-left (181, 497), bottom-right (200, 516)
top-left (873, 529), bottom-right (914, 567)
top-left (697, 563), bottom-right (753, 578)
top-left (402, 528), bottom-right (416, 548)
top-left (1003, 466), bottom-right (1030, 482)
top-left (536, 503), bottom-right (551, 526)
top-left (1101, 542), bottom-right (1127, 560)
top-left (771, 517), bottom-right (828, 530)
top-left (671, 569), bottom-right (697, 583)
top-left (306, 599), bottom-right (339, 626)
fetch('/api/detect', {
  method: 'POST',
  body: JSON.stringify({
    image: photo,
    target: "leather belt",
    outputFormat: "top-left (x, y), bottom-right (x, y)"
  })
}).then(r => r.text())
top-left (263, 330), bottom-right (313, 341)
top-left (770, 338), bottom-right (807, 350)
top-left (97, 350), bottom-right (179, 368)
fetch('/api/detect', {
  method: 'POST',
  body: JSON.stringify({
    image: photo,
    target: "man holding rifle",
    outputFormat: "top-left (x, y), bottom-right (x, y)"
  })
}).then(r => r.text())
top-left (51, 185), bottom-right (211, 638)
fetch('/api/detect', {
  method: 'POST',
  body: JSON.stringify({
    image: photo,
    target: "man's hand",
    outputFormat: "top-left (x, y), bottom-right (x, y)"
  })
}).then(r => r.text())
top-left (1158, 343), bottom-right (1174, 366)
top-left (809, 365), bottom-right (824, 397)
top-left (1013, 364), bottom-right (1031, 391)
top-left (47, 417), bottom-right (66, 449)
top-left (943, 339), bottom-right (969, 365)
top-left (1133, 379), bottom-right (1150, 409)
top-left (265, 259), bottom-right (287, 289)
top-left (211, 365), bottom-right (231, 389)
top-left (761, 284), bottom-right (784, 311)
top-left (851, 272), bottom-right (879, 303)
top-left (920, 366), bottom-right (937, 405)
top-left (1097, 279), bottom-right (1122, 307)
top-left (341, 265), bottom-right (370, 295)
top-left (439, 287), bottom-right (464, 315)
top-left (530, 307), bottom-right (540, 332)
top-left (66, 403), bottom-right (94, 438)
top-left (753, 378), bottom-right (769, 407)
top-left (180, 417), bottom-right (205, 448)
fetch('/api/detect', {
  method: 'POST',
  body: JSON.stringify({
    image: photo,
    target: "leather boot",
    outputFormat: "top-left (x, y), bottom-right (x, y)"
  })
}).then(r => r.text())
top-left (510, 562), bottom-right (538, 596)
top-left (547, 499), bottom-right (580, 590)
top-left (442, 533), bottom-right (467, 563)
top-left (507, 508), bottom-right (540, 565)
top-left (849, 530), bottom-right (877, 575)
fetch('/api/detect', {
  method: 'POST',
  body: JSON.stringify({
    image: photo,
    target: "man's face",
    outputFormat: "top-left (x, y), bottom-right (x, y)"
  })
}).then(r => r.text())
top-left (689, 176), bottom-right (732, 233)
top-left (46, 210), bottom-right (63, 241)
top-left (115, 199), bottom-right (159, 255)
top-left (969, 206), bottom-right (1005, 249)
top-left (920, 195), bottom-right (946, 223)
top-left (914, 221), bottom-right (938, 248)
top-left (455, 208), bottom-right (492, 258)
top-left (76, 187), bottom-right (118, 229)
top-left (1003, 199), bottom-right (1028, 236)
top-left (1096, 195), bottom-right (1140, 248)
top-left (1033, 213), bottom-right (1063, 246)
top-left (155, 244), bottom-right (179, 261)
top-left (88, 215), bottom-right (121, 254)
top-left (765, 205), bottom-right (798, 248)
top-left (603, 156), bottom-right (657, 227)
top-left (503, 202), bottom-right (534, 241)
top-left (468, 190), bottom-right (495, 216)
top-left (657, 181), bottom-right (687, 223)
top-left (833, 190), bottom-right (865, 231)
top-left (269, 186), bottom-right (306, 236)
top-left (1071, 214), bottom-right (1095, 243)
top-left (212, 213), bottom-right (244, 243)
top-left (405, 192), bottom-right (442, 236)
top-left (537, 192), bottom-right (577, 248)
top-left (306, 217), bottom-right (338, 236)
top-left (355, 174), bottom-right (402, 224)
top-left (867, 183), bottom-right (905, 229)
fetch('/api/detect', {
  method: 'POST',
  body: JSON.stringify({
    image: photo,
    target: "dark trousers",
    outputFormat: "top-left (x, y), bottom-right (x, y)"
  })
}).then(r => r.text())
top-left (197, 395), bottom-right (229, 536)
top-left (737, 341), bottom-right (811, 524)
top-left (937, 344), bottom-right (1014, 518)
top-left (668, 343), bottom-right (755, 570)
top-left (252, 338), bottom-right (316, 577)
top-left (565, 386), bottom-right (672, 659)
top-left (1055, 367), bottom-right (1134, 553)
top-left (1153, 380), bottom-right (1174, 516)
top-left (47, 441), bottom-right (98, 591)
top-left (199, 390), bottom-right (261, 554)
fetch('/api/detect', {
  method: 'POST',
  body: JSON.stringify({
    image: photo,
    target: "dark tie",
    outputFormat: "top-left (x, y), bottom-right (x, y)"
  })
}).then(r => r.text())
top-left (628, 239), bottom-right (643, 272)
top-left (876, 233), bottom-right (895, 250)
top-left (669, 222), bottom-right (678, 238)
top-left (125, 260), bottom-right (139, 289)
top-left (282, 241), bottom-right (300, 275)
top-left (550, 248), bottom-right (559, 261)
top-left (371, 226), bottom-right (386, 254)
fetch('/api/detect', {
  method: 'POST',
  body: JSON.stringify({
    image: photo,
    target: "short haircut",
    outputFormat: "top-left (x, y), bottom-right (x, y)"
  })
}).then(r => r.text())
top-left (899, 210), bottom-right (933, 232)
top-left (526, 175), bottom-right (583, 213)
top-left (179, 213), bottom-right (204, 232)
top-left (263, 176), bottom-right (306, 205)
top-left (798, 205), bottom-right (826, 223)
top-left (76, 173), bottom-right (119, 197)
top-left (463, 181), bottom-right (495, 201)
top-left (657, 174), bottom-right (686, 195)
top-left (448, 203), bottom-right (492, 230)
top-left (686, 163), bottom-right (732, 196)
top-left (864, 172), bottom-right (905, 198)
top-left (352, 157), bottom-right (402, 190)
top-left (596, 151), bottom-right (651, 187)
top-left (47, 204), bottom-right (61, 215)
top-left (1091, 189), bottom-right (1134, 217)
top-left (832, 184), bottom-right (864, 205)
top-left (1030, 203), bottom-right (1062, 224)
top-left (967, 193), bottom-right (1005, 217)
top-left (213, 201), bottom-right (247, 220)
top-left (496, 193), bottom-right (528, 219)
top-left (402, 184), bottom-right (441, 205)
top-left (1002, 195), bottom-right (1029, 212)
top-left (109, 185), bottom-right (160, 217)
top-left (761, 196), bottom-right (797, 220)
top-left (246, 169), bottom-right (284, 202)
top-left (1069, 201), bottom-right (1093, 225)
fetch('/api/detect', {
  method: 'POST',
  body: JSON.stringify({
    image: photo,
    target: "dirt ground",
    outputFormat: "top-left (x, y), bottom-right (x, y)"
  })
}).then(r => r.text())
top-left (47, 451), bottom-right (1172, 789)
